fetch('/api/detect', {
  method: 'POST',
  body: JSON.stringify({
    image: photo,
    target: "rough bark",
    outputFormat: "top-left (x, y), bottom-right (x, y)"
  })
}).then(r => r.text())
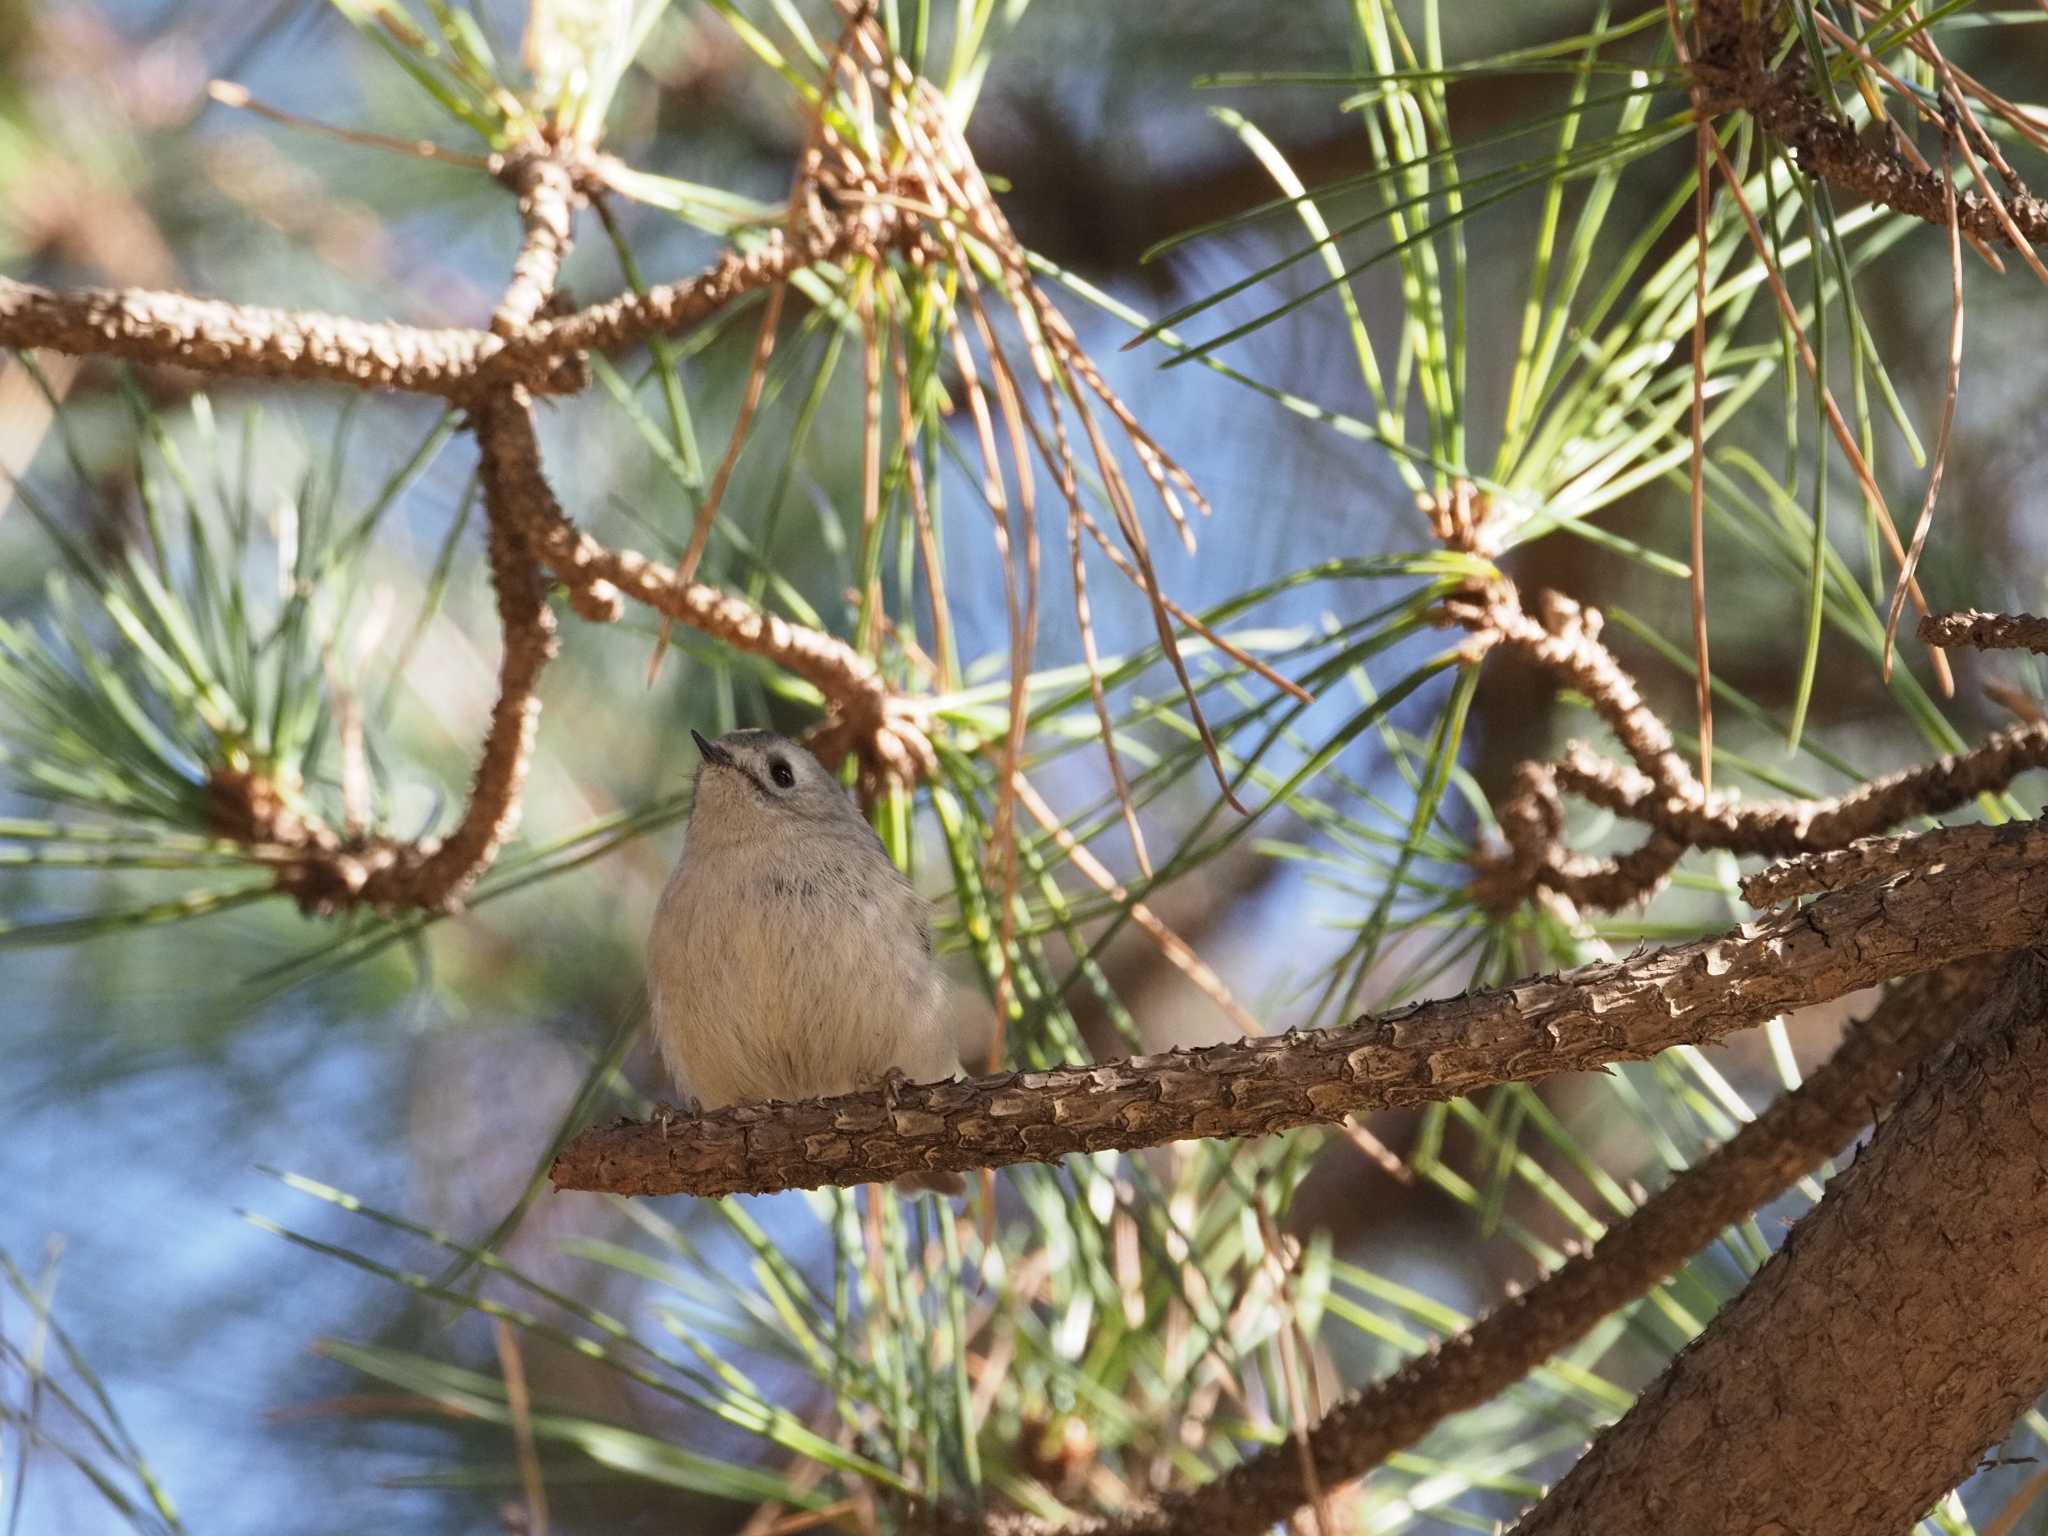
top-left (549, 823), bottom-right (2048, 1198)
top-left (1923, 609), bottom-right (2048, 655)
top-left (1741, 822), bottom-right (2025, 908)
top-left (0, 275), bottom-right (570, 397)
top-left (1512, 949), bottom-right (2048, 1536)
top-left (1051, 964), bottom-right (1993, 1536)
top-left (1690, 4), bottom-right (2048, 250)
top-left (0, 203), bottom-right (915, 400)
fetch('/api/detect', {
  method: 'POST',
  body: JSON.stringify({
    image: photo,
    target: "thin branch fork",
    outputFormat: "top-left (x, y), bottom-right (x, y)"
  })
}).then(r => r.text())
top-left (468, 385), bottom-right (934, 794)
top-left (228, 491), bottom-right (559, 916)
top-left (1428, 497), bottom-right (2048, 917)
top-left (355, 146), bottom-right (919, 907)
top-left (1922, 608), bottom-right (2048, 653)
top-left (548, 819), bottom-right (2048, 1198)
top-left (195, 151), bottom-right (580, 915)
top-left (6, 7), bottom-right (1240, 888)
top-left (1446, 586), bottom-right (2006, 911)
top-left (358, 153), bottom-right (580, 912)
top-left (1558, 722), bottom-right (2048, 858)
top-left (4, 128), bottom-right (941, 898)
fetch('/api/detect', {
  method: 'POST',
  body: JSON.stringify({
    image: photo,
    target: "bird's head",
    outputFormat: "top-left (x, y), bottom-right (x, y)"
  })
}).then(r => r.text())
top-left (686, 728), bottom-right (864, 848)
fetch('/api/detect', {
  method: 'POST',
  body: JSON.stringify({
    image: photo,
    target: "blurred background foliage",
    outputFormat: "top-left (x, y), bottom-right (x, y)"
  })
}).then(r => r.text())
top-left (5, 2), bottom-right (2048, 1533)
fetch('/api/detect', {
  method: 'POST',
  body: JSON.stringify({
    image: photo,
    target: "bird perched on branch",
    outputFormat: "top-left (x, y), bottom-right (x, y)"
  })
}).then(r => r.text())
top-left (648, 727), bottom-right (965, 1195)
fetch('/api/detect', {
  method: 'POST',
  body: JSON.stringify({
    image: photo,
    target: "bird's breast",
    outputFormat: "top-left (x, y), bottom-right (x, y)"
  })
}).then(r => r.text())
top-left (648, 841), bottom-right (950, 1107)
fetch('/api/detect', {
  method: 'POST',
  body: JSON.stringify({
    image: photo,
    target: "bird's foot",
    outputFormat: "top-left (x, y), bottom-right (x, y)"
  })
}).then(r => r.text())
top-left (653, 1096), bottom-right (704, 1138)
top-left (878, 1067), bottom-right (912, 1109)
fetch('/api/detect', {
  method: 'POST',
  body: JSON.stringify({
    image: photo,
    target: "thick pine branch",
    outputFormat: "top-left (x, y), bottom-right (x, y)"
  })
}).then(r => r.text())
top-left (1512, 949), bottom-right (2048, 1535)
top-left (549, 823), bottom-right (2048, 1198)
top-left (932, 962), bottom-right (1991, 1536)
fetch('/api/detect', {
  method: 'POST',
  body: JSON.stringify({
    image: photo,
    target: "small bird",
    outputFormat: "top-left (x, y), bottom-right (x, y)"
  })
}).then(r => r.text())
top-left (648, 727), bottom-right (965, 1195)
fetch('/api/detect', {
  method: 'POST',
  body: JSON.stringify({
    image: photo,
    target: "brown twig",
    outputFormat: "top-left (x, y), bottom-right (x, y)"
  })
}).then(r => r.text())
top-left (1797, 15), bottom-right (2011, 276)
top-left (1881, 117), bottom-right (1965, 674)
top-left (1909, 36), bottom-right (2048, 287)
top-left (1672, 0), bottom-right (1716, 797)
top-left (1689, 9), bottom-right (2048, 250)
top-left (0, 273), bottom-right (573, 397)
top-left (491, 153), bottom-right (582, 336)
top-left (548, 819), bottom-right (2048, 1198)
top-left (357, 148), bottom-right (578, 910)
top-left (199, 149), bottom-right (579, 914)
top-left (1701, 128), bottom-right (1953, 697)
top-left (511, 200), bottom-right (923, 366)
top-left (389, 402), bottom-right (559, 909)
top-left (1561, 724), bottom-right (2048, 857)
top-left (0, 202), bottom-right (920, 401)
top-left (1432, 525), bottom-right (1702, 912)
top-left (1484, 587), bottom-right (1696, 790)
top-left (156, 141), bottom-right (899, 911)
top-left (1475, 714), bottom-right (2048, 915)
top-left (1471, 757), bottom-right (1690, 915)
top-left (1921, 609), bottom-right (2048, 653)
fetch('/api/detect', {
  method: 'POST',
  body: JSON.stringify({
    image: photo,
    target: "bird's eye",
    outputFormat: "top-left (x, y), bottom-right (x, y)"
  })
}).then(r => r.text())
top-left (769, 758), bottom-right (796, 789)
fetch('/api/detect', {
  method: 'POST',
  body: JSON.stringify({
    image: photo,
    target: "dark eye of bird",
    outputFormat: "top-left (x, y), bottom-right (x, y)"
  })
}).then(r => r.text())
top-left (769, 758), bottom-right (796, 789)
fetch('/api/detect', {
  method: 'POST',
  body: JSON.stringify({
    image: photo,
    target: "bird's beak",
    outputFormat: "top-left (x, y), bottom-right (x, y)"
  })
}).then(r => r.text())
top-left (691, 729), bottom-right (733, 769)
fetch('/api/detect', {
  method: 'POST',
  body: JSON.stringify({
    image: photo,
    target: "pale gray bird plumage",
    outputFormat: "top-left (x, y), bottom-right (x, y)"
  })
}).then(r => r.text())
top-left (648, 728), bottom-right (965, 1195)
